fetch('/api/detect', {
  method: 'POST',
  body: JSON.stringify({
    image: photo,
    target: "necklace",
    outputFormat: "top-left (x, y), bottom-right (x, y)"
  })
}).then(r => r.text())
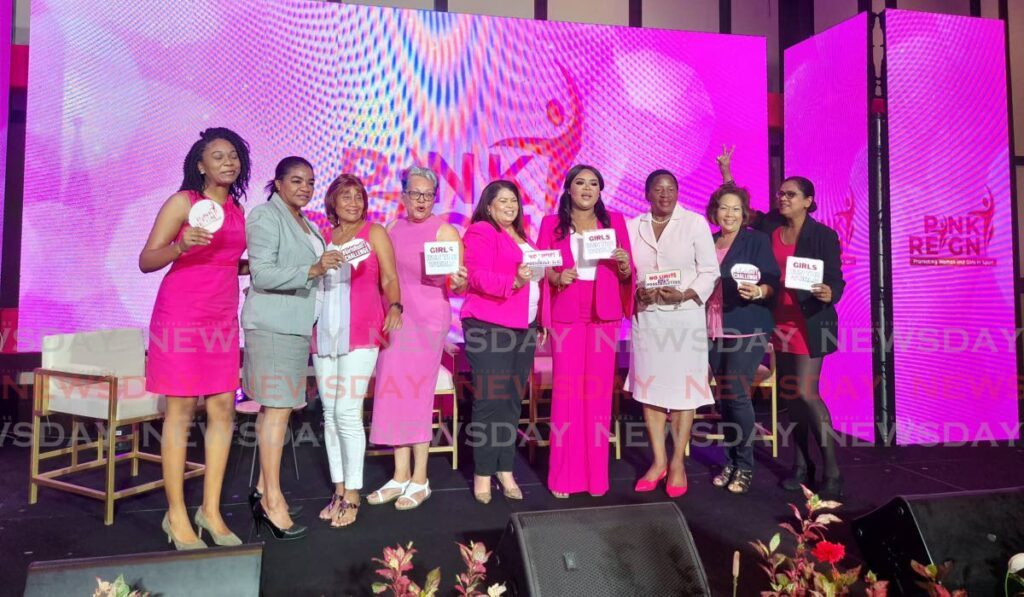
top-left (650, 214), bottom-right (671, 225)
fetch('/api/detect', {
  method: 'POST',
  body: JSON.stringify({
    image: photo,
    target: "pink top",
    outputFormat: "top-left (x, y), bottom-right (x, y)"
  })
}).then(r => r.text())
top-left (461, 221), bottom-right (537, 329)
top-left (348, 224), bottom-right (385, 348)
top-left (771, 228), bottom-right (810, 355)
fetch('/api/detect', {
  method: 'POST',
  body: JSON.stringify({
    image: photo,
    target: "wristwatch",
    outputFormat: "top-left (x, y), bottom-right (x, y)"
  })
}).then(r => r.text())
top-left (389, 302), bottom-right (404, 313)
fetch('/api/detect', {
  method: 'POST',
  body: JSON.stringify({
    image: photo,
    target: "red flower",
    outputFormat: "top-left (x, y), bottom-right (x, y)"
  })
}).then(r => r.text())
top-left (812, 541), bottom-right (846, 564)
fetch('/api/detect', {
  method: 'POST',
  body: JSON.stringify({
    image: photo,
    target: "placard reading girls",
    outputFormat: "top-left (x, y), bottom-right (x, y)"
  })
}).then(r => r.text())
top-left (338, 239), bottom-right (371, 268)
top-left (522, 250), bottom-right (563, 268)
top-left (583, 229), bottom-right (616, 260)
top-left (187, 199), bottom-right (224, 233)
top-left (784, 256), bottom-right (824, 290)
top-left (643, 270), bottom-right (682, 289)
top-left (424, 241), bottom-right (460, 275)
top-left (730, 263), bottom-right (761, 284)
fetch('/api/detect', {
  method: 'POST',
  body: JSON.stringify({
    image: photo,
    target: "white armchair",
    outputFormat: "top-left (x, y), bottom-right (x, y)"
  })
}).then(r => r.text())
top-left (29, 328), bottom-right (204, 525)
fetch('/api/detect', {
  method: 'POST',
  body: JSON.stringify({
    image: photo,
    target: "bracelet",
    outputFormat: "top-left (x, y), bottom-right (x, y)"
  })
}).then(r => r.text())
top-left (754, 286), bottom-right (764, 300)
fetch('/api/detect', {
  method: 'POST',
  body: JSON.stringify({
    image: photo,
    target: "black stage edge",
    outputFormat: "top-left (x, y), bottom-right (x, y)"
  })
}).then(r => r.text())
top-left (2, 396), bottom-right (1023, 596)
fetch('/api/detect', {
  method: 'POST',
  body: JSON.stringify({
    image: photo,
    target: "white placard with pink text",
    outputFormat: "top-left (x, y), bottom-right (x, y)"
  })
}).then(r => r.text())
top-left (424, 241), bottom-right (460, 275)
top-left (643, 270), bottom-right (682, 289)
top-left (784, 256), bottom-right (824, 290)
top-left (522, 250), bottom-right (563, 268)
top-left (582, 229), bottom-right (616, 260)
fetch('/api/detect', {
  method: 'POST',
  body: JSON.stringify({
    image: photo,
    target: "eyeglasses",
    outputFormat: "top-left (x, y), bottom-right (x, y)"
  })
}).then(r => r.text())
top-left (775, 190), bottom-right (800, 199)
top-left (405, 191), bottom-right (436, 203)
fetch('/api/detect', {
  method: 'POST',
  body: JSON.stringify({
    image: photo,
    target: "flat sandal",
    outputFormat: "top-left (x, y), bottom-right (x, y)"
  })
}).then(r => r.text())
top-left (727, 470), bottom-right (753, 494)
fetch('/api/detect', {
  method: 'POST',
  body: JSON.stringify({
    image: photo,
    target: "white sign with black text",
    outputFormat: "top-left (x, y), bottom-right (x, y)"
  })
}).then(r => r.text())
top-left (424, 241), bottom-right (460, 275)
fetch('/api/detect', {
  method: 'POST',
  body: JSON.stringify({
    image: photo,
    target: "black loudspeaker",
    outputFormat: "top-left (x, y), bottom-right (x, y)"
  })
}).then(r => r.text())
top-left (495, 503), bottom-right (711, 596)
top-left (854, 487), bottom-right (1024, 596)
top-left (23, 544), bottom-right (263, 597)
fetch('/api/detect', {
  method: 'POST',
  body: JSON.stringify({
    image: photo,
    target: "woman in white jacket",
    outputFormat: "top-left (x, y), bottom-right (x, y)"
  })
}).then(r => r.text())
top-left (626, 169), bottom-right (719, 498)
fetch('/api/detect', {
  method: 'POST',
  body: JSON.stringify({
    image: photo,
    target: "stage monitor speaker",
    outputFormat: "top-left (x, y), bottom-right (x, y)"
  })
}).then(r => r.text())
top-left (854, 486), bottom-right (1024, 595)
top-left (23, 543), bottom-right (262, 597)
top-left (495, 502), bottom-right (710, 596)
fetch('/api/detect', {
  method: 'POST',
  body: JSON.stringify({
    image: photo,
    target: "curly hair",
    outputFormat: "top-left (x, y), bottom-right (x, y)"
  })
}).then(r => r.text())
top-left (178, 127), bottom-right (251, 205)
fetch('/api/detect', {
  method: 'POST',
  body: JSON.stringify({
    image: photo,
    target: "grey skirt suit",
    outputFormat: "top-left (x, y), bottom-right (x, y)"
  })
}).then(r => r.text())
top-left (241, 194), bottom-right (325, 408)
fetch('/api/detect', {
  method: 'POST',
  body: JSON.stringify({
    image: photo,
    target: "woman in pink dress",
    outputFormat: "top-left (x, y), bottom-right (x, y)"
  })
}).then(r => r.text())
top-left (537, 164), bottom-right (635, 498)
top-left (140, 128), bottom-right (250, 549)
top-left (366, 166), bottom-right (466, 510)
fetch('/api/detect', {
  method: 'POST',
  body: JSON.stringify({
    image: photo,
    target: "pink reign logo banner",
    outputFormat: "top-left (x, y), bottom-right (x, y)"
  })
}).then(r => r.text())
top-left (886, 10), bottom-right (1018, 444)
top-left (784, 13), bottom-right (872, 441)
top-left (19, 0), bottom-right (767, 349)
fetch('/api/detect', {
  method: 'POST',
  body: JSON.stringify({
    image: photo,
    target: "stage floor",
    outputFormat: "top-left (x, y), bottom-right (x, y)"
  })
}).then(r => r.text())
top-left (2, 401), bottom-right (1023, 596)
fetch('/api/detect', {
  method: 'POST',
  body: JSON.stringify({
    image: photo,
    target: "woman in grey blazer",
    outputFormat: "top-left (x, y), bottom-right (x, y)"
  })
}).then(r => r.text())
top-left (242, 156), bottom-right (341, 540)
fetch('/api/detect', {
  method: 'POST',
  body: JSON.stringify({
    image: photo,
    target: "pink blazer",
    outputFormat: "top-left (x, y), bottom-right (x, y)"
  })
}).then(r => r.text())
top-left (537, 212), bottom-right (636, 326)
top-left (460, 221), bottom-right (538, 329)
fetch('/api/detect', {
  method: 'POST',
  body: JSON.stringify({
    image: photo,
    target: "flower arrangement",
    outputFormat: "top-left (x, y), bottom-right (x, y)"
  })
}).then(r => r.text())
top-left (92, 575), bottom-right (149, 597)
top-left (372, 541), bottom-right (506, 597)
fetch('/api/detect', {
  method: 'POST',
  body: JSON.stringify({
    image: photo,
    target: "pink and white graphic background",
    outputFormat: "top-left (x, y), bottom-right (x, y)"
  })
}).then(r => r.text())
top-left (886, 10), bottom-right (1018, 443)
top-left (784, 13), bottom-right (873, 441)
top-left (20, 0), bottom-right (767, 348)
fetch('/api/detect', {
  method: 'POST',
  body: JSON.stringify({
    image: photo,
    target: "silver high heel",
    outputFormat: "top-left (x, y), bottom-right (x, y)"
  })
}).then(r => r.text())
top-left (194, 508), bottom-right (242, 547)
top-left (161, 512), bottom-right (207, 551)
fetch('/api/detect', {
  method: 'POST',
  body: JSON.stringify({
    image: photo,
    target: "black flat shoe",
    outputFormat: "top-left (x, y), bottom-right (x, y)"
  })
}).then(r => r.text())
top-left (249, 489), bottom-right (303, 517)
top-left (252, 503), bottom-right (309, 541)
top-left (819, 475), bottom-right (844, 500)
top-left (781, 463), bottom-right (816, 492)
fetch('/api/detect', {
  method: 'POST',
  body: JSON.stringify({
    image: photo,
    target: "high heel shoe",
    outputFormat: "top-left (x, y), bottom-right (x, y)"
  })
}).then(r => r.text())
top-left (634, 469), bottom-right (667, 493)
top-left (782, 463), bottom-right (816, 492)
top-left (252, 502), bottom-right (309, 541)
top-left (161, 512), bottom-right (206, 551)
top-left (194, 508), bottom-right (242, 547)
top-left (666, 483), bottom-right (689, 498)
top-left (819, 475), bottom-right (844, 500)
top-left (249, 488), bottom-right (303, 517)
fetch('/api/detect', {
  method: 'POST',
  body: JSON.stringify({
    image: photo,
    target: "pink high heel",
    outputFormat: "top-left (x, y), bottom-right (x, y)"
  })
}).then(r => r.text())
top-left (666, 483), bottom-right (689, 498)
top-left (633, 470), bottom-right (667, 493)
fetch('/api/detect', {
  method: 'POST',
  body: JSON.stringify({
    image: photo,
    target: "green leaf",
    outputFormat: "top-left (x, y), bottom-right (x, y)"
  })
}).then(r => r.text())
top-left (371, 582), bottom-right (388, 594)
top-left (769, 533), bottom-right (781, 554)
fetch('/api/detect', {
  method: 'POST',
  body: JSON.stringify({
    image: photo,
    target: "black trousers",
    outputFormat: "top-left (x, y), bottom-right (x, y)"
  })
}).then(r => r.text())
top-left (463, 318), bottom-right (538, 476)
top-left (708, 335), bottom-right (768, 471)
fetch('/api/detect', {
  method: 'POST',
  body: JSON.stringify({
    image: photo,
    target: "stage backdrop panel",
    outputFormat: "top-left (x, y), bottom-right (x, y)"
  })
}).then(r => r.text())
top-left (20, 0), bottom-right (767, 349)
top-left (886, 9), bottom-right (1018, 443)
top-left (0, 0), bottom-right (11, 282)
top-left (784, 12), bottom-right (873, 440)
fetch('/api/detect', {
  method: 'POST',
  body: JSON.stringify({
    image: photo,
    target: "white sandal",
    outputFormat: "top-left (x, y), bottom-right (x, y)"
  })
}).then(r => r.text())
top-left (395, 481), bottom-right (431, 511)
top-left (367, 479), bottom-right (410, 506)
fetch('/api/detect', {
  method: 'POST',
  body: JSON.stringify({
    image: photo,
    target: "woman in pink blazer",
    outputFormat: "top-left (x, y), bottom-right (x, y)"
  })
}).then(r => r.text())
top-left (537, 165), bottom-right (635, 497)
top-left (461, 180), bottom-right (540, 504)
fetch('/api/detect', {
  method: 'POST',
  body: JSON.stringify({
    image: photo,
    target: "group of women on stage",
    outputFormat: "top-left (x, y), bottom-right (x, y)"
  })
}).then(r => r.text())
top-left (141, 128), bottom-right (845, 550)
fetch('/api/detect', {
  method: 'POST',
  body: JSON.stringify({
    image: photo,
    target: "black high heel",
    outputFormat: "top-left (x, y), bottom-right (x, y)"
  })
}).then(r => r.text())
top-left (252, 502), bottom-right (309, 541)
top-left (249, 488), bottom-right (303, 517)
top-left (781, 462), bottom-right (816, 492)
top-left (819, 475), bottom-right (844, 500)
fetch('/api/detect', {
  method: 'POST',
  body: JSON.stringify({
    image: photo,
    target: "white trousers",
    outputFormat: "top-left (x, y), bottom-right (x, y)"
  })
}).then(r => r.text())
top-left (312, 347), bottom-right (379, 489)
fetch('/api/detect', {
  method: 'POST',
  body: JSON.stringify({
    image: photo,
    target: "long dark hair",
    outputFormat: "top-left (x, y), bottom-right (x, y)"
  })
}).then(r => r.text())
top-left (555, 164), bottom-right (611, 240)
top-left (179, 127), bottom-right (251, 205)
top-left (471, 180), bottom-right (527, 239)
top-left (265, 156), bottom-right (315, 201)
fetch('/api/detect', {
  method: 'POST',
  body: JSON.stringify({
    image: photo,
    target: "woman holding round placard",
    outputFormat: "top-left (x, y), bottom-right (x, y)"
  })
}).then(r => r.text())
top-left (703, 183), bottom-right (780, 494)
top-left (719, 150), bottom-right (846, 498)
top-left (366, 166), bottom-right (467, 511)
top-left (625, 169), bottom-right (718, 499)
top-left (312, 174), bottom-right (401, 528)
top-left (538, 164), bottom-right (635, 498)
top-left (243, 156), bottom-right (344, 541)
top-left (140, 127), bottom-right (250, 549)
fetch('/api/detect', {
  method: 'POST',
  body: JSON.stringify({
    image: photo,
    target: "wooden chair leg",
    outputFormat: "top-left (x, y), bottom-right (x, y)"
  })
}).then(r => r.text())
top-left (69, 419), bottom-right (80, 468)
top-left (104, 422), bottom-right (117, 526)
top-left (131, 423), bottom-right (140, 477)
top-left (29, 405), bottom-right (41, 505)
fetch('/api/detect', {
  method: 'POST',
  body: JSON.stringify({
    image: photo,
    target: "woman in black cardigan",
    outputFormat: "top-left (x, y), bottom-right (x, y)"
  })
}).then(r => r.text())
top-left (763, 176), bottom-right (845, 499)
top-left (717, 148), bottom-right (845, 499)
top-left (704, 184), bottom-right (781, 494)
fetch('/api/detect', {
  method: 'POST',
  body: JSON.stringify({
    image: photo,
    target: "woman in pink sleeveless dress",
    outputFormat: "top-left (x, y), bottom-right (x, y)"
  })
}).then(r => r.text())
top-left (140, 128), bottom-right (250, 550)
top-left (366, 166), bottom-right (466, 511)
top-left (313, 174), bottom-right (402, 528)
